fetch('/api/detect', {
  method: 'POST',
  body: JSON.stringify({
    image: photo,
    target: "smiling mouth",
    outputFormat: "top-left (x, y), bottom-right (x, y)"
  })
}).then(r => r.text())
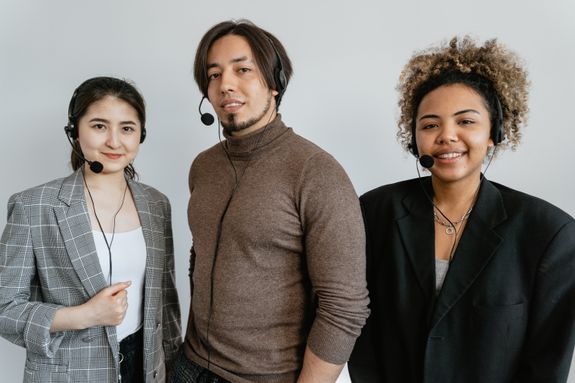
top-left (103, 153), bottom-right (123, 160)
top-left (436, 152), bottom-right (463, 159)
top-left (221, 100), bottom-right (244, 113)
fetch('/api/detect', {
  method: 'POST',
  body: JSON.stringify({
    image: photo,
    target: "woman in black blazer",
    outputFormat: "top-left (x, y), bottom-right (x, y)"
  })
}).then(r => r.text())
top-left (348, 37), bottom-right (575, 382)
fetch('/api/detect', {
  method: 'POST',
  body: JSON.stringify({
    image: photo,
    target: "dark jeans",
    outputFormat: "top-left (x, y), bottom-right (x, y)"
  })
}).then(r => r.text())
top-left (119, 328), bottom-right (144, 383)
top-left (170, 349), bottom-right (230, 383)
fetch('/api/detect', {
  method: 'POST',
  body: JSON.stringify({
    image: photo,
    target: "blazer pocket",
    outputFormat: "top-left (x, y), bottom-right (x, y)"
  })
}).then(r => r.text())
top-left (472, 302), bottom-right (528, 353)
top-left (24, 359), bottom-right (69, 383)
top-left (471, 302), bottom-right (528, 374)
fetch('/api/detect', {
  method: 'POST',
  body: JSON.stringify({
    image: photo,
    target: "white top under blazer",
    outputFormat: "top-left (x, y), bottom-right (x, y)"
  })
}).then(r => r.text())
top-left (93, 227), bottom-right (146, 341)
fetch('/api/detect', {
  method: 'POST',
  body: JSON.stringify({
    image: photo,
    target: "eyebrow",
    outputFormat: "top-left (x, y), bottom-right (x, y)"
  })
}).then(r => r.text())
top-left (89, 118), bottom-right (136, 125)
top-left (418, 109), bottom-right (481, 121)
top-left (207, 56), bottom-right (249, 70)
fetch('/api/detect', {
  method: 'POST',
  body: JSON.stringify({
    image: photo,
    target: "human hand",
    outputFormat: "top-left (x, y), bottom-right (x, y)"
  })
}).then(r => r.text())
top-left (82, 281), bottom-right (131, 327)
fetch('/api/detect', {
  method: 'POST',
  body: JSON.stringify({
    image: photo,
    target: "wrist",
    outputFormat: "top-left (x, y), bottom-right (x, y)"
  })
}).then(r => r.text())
top-left (77, 302), bottom-right (97, 329)
top-left (51, 305), bottom-right (90, 332)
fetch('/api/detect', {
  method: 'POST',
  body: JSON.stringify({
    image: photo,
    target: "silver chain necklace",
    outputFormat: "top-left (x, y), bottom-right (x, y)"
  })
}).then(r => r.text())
top-left (433, 207), bottom-right (472, 235)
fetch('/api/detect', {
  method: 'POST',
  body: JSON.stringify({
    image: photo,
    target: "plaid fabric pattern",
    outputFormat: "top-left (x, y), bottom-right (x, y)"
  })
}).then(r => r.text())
top-left (0, 170), bottom-right (181, 382)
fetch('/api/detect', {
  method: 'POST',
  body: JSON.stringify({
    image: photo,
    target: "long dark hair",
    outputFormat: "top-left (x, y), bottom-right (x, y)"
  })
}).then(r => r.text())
top-left (194, 19), bottom-right (293, 108)
top-left (67, 76), bottom-right (146, 179)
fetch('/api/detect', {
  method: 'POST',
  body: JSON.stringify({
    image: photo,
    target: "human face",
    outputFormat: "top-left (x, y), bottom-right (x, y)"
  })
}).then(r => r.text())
top-left (76, 95), bottom-right (142, 176)
top-left (415, 84), bottom-right (494, 186)
top-left (206, 34), bottom-right (278, 136)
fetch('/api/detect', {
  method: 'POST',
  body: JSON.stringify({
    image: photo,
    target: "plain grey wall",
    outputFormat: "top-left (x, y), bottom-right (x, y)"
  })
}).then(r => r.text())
top-left (1, 0), bottom-right (574, 382)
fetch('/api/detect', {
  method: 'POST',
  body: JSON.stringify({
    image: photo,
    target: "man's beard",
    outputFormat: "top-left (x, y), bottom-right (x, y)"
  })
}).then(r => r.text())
top-left (221, 95), bottom-right (272, 135)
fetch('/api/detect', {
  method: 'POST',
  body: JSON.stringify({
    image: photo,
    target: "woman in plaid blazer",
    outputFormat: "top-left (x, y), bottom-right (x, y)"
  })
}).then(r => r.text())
top-left (0, 77), bottom-right (181, 382)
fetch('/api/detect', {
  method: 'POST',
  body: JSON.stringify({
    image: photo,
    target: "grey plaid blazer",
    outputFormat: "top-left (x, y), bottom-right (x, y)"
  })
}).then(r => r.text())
top-left (0, 170), bottom-right (181, 382)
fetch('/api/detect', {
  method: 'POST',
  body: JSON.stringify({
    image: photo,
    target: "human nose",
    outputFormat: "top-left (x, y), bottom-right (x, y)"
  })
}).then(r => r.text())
top-left (105, 128), bottom-right (121, 148)
top-left (436, 121), bottom-right (458, 144)
top-left (219, 69), bottom-right (237, 94)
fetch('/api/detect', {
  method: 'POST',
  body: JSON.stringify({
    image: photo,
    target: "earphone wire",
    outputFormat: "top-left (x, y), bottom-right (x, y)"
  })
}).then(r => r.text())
top-left (83, 169), bottom-right (129, 285)
top-left (415, 160), bottom-right (458, 261)
top-left (415, 157), bottom-right (483, 262)
top-left (217, 118), bottom-right (239, 187)
top-left (206, 107), bottom-right (277, 371)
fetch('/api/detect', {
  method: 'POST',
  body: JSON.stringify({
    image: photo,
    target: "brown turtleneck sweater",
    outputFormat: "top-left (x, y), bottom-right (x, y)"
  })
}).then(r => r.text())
top-left (184, 116), bottom-right (369, 383)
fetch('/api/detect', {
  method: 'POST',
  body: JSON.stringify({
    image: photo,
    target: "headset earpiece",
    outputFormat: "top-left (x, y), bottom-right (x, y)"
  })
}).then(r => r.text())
top-left (64, 123), bottom-right (77, 139)
top-left (268, 38), bottom-right (287, 107)
top-left (492, 95), bottom-right (504, 145)
top-left (65, 87), bottom-right (80, 139)
top-left (409, 119), bottom-right (419, 157)
top-left (275, 64), bottom-right (287, 95)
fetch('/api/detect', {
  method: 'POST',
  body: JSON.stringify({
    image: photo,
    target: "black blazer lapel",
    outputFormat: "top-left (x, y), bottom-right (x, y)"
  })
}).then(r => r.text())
top-left (430, 179), bottom-right (507, 329)
top-left (54, 170), bottom-right (108, 298)
top-left (397, 180), bottom-right (436, 304)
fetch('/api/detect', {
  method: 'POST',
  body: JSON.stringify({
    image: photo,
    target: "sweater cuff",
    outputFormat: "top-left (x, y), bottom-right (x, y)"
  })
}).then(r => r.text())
top-left (306, 317), bottom-right (360, 365)
top-left (24, 304), bottom-right (64, 358)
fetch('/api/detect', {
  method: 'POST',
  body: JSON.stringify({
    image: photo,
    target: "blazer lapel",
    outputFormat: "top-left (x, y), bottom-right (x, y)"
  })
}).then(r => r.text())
top-left (397, 179), bottom-right (436, 304)
top-left (430, 179), bottom-right (507, 329)
top-left (54, 170), bottom-right (108, 298)
top-left (129, 181), bottom-right (158, 286)
top-left (129, 181), bottom-right (163, 352)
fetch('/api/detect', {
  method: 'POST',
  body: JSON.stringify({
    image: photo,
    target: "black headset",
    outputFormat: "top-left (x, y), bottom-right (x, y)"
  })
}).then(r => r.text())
top-left (409, 94), bottom-right (504, 157)
top-left (64, 83), bottom-right (147, 143)
top-left (199, 36), bottom-right (287, 125)
top-left (269, 37), bottom-right (287, 106)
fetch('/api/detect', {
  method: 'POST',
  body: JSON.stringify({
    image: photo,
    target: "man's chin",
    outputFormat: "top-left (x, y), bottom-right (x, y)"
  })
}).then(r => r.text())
top-left (221, 116), bottom-right (249, 134)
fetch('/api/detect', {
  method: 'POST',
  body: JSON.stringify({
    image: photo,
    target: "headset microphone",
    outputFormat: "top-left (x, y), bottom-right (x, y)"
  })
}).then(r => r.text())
top-left (63, 127), bottom-right (104, 173)
top-left (419, 154), bottom-right (434, 169)
top-left (199, 96), bottom-right (215, 126)
top-left (86, 159), bottom-right (104, 174)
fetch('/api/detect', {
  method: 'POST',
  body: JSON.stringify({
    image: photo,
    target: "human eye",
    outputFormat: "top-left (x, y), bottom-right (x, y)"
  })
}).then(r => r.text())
top-left (420, 122), bottom-right (438, 130)
top-left (92, 123), bottom-right (106, 130)
top-left (238, 67), bottom-right (252, 74)
top-left (458, 118), bottom-right (475, 126)
top-left (207, 71), bottom-right (220, 81)
top-left (122, 125), bottom-right (136, 133)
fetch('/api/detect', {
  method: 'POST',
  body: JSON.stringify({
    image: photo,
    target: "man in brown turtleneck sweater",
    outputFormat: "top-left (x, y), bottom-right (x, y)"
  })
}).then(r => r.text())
top-left (171, 20), bottom-right (369, 383)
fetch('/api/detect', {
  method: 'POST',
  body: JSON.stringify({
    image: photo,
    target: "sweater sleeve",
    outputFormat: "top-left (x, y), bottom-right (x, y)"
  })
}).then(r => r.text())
top-left (0, 193), bottom-right (65, 357)
top-left (297, 151), bottom-right (370, 364)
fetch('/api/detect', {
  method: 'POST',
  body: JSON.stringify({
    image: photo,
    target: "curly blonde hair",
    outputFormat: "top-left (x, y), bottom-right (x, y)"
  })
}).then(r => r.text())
top-left (397, 36), bottom-right (529, 153)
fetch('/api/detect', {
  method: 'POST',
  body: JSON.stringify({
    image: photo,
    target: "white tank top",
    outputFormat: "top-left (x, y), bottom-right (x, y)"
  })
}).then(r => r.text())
top-left (435, 258), bottom-right (450, 292)
top-left (92, 227), bottom-right (146, 341)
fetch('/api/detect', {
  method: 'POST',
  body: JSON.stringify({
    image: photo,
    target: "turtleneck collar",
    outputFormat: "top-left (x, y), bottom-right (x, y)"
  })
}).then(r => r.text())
top-left (223, 114), bottom-right (290, 159)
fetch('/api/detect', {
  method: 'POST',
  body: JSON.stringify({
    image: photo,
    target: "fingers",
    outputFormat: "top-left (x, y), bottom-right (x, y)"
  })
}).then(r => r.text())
top-left (99, 282), bottom-right (131, 326)
top-left (115, 293), bottom-right (128, 307)
top-left (111, 292), bottom-right (129, 326)
top-left (105, 281), bottom-right (132, 296)
top-left (85, 282), bottom-right (132, 327)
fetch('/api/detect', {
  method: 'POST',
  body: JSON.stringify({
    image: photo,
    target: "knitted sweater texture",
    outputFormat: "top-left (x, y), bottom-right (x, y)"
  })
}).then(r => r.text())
top-left (183, 116), bottom-right (369, 383)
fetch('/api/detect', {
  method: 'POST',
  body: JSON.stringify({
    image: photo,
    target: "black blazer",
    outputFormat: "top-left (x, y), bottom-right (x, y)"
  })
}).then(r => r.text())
top-left (349, 177), bottom-right (575, 383)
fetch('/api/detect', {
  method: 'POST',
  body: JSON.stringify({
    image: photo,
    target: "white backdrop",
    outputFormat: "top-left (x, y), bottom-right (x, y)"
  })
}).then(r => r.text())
top-left (1, 1), bottom-right (574, 382)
